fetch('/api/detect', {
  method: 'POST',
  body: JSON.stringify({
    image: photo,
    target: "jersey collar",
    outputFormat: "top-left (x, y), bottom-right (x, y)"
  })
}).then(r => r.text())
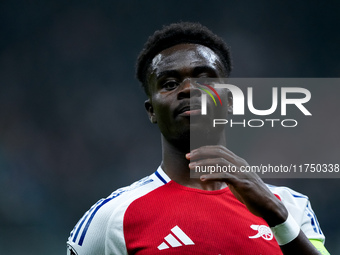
top-left (155, 166), bottom-right (171, 184)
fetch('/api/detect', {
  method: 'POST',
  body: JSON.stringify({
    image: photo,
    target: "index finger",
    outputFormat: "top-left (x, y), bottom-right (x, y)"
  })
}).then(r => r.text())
top-left (188, 145), bottom-right (236, 161)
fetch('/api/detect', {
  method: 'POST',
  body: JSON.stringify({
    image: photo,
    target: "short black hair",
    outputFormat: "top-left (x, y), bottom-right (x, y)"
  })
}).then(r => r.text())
top-left (136, 22), bottom-right (232, 95)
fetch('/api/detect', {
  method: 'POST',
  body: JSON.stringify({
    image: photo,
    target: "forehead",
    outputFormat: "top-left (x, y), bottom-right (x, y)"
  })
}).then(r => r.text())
top-left (149, 44), bottom-right (224, 75)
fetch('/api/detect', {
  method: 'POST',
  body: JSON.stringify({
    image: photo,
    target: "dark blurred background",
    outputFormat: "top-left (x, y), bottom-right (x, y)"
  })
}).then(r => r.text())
top-left (0, 0), bottom-right (339, 254)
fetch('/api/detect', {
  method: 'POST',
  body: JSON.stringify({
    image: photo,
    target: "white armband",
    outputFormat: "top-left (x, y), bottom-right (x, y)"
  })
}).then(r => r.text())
top-left (271, 213), bottom-right (300, 246)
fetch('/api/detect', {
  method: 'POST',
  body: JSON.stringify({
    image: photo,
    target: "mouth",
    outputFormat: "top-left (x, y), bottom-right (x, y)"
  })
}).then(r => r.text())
top-left (176, 104), bottom-right (202, 117)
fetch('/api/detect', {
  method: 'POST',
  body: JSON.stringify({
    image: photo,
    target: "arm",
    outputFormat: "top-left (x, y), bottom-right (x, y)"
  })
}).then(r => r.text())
top-left (188, 145), bottom-right (326, 255)
top-left (67, 194), bottom-right (129, 255)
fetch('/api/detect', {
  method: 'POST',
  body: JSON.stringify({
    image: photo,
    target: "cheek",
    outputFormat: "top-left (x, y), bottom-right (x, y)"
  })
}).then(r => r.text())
top-left (152, 96), bottom-right (172, 120)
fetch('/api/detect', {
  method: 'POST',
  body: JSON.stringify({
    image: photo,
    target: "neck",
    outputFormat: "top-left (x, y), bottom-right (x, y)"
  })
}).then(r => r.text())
top-left (161, 134), bottom-right (227, 191)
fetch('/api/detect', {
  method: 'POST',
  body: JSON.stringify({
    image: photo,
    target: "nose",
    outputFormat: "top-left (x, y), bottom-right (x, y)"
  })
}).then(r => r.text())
top-left (177, 78), bottom-right (201, 99)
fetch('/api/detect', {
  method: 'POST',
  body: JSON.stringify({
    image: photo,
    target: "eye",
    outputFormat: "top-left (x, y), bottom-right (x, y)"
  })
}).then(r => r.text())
top-left (197, 73), bottom-right (209, 78)
top-left (162, 80), bottom-right (179, 90)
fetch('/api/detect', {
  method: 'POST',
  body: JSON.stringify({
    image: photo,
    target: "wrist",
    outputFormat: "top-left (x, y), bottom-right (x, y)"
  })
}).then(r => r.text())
top-left (270, 212), bottom-right (300, 246)
top-left (264, 200), bottom-right (288, 227)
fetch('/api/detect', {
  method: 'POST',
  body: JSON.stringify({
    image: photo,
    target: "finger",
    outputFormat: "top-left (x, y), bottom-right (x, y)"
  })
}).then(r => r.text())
top-left (200, 168), bottom-right (261, 184)
top-left (189, 158), bottom-right (239, 177)
top-left (189, 157), bottom-right (232, 168)
top-left (200, 172), bottom-right (238, 184)
top-left (189, 145), bottom-right (236, 162)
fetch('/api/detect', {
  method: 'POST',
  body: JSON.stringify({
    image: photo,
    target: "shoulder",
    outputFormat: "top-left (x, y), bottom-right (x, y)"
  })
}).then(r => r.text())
top-left (267, 184), bottom-right (309, 224)
top-left (67, 169), bottom-right (167, 255)
top-left (266, 184), bottom-right (309, 208)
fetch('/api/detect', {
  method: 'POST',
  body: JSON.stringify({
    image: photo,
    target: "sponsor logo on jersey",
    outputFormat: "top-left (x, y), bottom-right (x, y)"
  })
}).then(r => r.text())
top-left (158, 225), bottom-right (195, 250)
top-left (248, 224), bottom-right (273, 240)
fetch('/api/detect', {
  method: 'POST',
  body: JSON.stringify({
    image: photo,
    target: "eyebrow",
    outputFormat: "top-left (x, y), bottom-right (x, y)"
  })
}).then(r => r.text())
top-left (156, 70), bottom-right (180, 80)
top-left (192, 66), bottom-right (219, 76)
top-left (156, 65), bottom-right (220, 80)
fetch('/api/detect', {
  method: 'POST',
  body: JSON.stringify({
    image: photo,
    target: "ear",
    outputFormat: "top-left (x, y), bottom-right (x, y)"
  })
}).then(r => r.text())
top-left (145, 99), bottom-right (157, 124)
top-left (227, 90), bottom-right (233, 114)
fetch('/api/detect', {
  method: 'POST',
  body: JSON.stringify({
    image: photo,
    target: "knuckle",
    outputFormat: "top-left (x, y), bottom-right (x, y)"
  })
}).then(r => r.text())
top-left (219, 157), bottom-right (226, 163)
top-left (216, 148), bottom-right (223, 155)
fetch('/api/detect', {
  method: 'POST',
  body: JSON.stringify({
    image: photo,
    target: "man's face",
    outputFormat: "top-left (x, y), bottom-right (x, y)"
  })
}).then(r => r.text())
top-left (145, 44), bottom-right (231, 148)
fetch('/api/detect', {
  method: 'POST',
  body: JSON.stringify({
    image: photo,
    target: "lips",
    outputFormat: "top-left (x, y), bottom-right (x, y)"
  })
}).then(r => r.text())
top-left (175, 102), bottom-right (202, 117)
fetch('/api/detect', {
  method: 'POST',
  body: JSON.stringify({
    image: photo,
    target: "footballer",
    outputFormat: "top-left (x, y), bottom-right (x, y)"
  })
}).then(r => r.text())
top-left (67, 22), bottom-right (329, 255)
